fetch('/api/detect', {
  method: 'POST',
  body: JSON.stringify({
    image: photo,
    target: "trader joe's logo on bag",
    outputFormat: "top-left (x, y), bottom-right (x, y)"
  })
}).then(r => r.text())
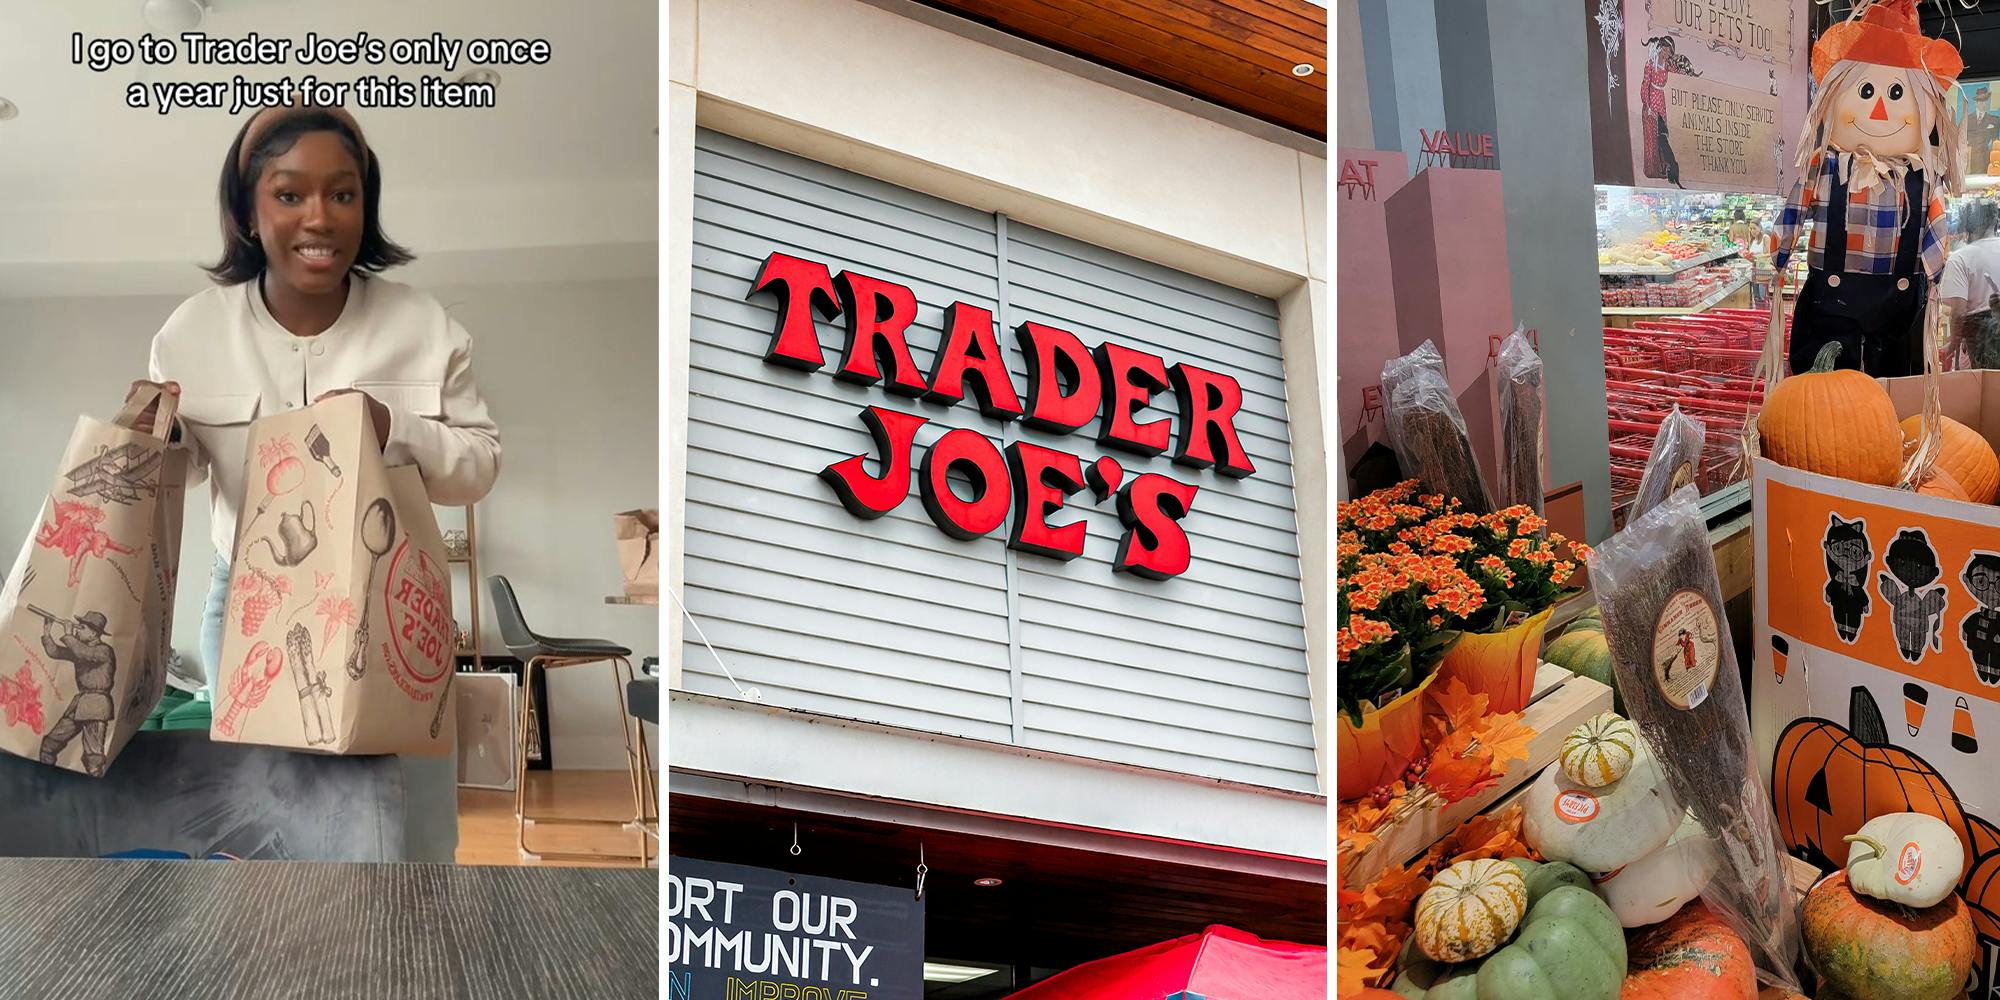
top-left (383, 541), bottom-right (451, 701)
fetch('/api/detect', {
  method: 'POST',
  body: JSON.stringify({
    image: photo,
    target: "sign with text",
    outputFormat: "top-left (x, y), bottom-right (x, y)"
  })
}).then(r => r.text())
top-left (1663, 75), bottom-right (1779, 188)
top-left (667, 858), bottom-right (924, 1000)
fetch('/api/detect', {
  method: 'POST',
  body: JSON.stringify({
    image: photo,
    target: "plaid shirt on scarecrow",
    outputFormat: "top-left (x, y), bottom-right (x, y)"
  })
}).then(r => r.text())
top-left (1772, 150), bottom-right (1948, 281)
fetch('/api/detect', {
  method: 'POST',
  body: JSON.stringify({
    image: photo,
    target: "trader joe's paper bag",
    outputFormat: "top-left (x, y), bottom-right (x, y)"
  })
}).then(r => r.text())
top-left (614, 509), bottom-right (658, 599)
top-left (0, 385), bottom-right (186, 777)
top-left (212, 394), bottom-right (454, 755)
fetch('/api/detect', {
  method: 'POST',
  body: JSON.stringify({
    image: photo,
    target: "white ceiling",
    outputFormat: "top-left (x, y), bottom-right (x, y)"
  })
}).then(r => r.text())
top-left (0, 0), bottom-right (659, 296)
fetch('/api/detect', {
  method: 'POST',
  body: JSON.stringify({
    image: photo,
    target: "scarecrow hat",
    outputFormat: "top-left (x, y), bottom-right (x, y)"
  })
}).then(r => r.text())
top-left (1813, 0), bottom-right (1963, 87)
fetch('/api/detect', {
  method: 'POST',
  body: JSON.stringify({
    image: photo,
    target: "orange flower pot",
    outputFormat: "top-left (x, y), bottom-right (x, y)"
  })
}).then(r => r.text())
top-left (1337, 667), bottom-right (1436, 801)
top-left (1430, 607), bottom-right (1554, 715)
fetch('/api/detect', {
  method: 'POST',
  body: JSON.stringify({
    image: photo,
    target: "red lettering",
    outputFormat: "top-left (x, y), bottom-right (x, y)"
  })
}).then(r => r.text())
top-left (1114, 473), bottom-right (1199, 580)
top-left (402, 613), bottom-right (418, 641)
top-left (832, 270), bottom-right (929, 396)
top-left (926, 303), bottom-right (1023, 420)
top-left (1015, 321), bottom-right (1101, 434)
top-left (1168, 362), bottom-right (1256, 479)
top-left (392, 579), bottom-right (414, 603)
top-left (747, 251), bottom-right (839, 370)
top-left (918, 428), bottom-right (1010, 539)
top-left (1094, 342), bottom-right (1171, 457)
top-left (819, 406), bottom-right (926, 518)
top-left (1006, 442), bottom-right (1086, 561)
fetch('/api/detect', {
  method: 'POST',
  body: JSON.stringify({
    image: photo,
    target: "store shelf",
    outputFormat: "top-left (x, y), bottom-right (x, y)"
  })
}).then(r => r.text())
top-left (1598, 246), bottom-right (1740, 277)
top-left (1601, 273), bottom-right (1751, 316)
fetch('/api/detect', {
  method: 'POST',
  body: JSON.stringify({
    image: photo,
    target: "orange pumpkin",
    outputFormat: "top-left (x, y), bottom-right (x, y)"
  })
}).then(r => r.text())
top-left (1902, 415), bottom-right (2000, 504)
top-left (1771, 686), bottom-right (1974, 876)
top-left (1621, 901), bottom-right (1755, 1000)
top-left (1759, 342), bottom-right (1903, 485)
top-left (1917, 464), bottom-right (1970, 502)
top-left (1803, 871), bottom-right (1976, 1000)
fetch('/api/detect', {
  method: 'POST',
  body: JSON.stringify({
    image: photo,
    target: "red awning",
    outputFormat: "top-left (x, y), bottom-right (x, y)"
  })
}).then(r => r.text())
top-left (1004, 924), bottom-right (1327, 1000)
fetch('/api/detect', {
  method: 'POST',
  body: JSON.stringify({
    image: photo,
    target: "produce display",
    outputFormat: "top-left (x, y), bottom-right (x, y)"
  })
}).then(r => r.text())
top-left (1524, 721), bottom-right (1684, 873)
top-left (1842, 812), bottom-right (1963, 909)
top-left (1901, 414), bottom-right (2000, 503)
top-left (1601, 261), bottom-right (1751, 309)
top-left (1620, 901), bottom-right (1756, 999)
top-left (1756, 343), bottom-right (1904, 487)
top-left (1594, 812), bottom-right (1720, 929)
top-left (1392, 874), bottom-right (1626, 1000)
top-left (1802, 871), bottom-right (1974, 1000)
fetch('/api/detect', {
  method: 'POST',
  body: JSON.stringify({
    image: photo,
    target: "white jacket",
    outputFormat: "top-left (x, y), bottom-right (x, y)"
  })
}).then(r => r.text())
top-left (150, 275), bottom-right (501, 557)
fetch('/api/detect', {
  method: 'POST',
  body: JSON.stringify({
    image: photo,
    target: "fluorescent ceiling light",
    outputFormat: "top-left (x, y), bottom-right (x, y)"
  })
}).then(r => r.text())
top-left (924, 961), bottom-right (1002, 984)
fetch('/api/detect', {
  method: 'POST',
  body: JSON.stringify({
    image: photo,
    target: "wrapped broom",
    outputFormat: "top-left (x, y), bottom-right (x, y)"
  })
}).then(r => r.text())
top-left (1494, 325), bottom-right (1545, 519)
top-left (1627, 403), bottom-right (1706, 527)
top-left (1587, 486), bottom-right (1801, 991)
top-left (1382, 341), bottom-right (1492, 513)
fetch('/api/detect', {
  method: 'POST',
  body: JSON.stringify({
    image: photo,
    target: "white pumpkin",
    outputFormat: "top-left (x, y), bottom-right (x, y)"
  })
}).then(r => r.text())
top-left (1559, 713), bottom-right (1638, 788)
top-left (1844, 811), bottom-right (1965, 908)
top-left (1523, 736), bottom-right (1682, 872)
top-left (1587, 811), bottom-right (1719, 927)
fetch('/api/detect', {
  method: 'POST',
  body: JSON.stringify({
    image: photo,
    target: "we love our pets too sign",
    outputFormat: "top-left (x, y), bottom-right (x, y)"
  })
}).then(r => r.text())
top-left (747, 251), bottom-right (1259, 581)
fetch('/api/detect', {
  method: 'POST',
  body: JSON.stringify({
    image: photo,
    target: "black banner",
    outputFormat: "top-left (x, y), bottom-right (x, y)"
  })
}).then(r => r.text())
top-left (667, 857), bottom-right (925, 1000)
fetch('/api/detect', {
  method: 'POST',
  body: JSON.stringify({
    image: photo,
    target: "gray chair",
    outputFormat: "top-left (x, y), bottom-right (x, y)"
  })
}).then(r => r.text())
top-left (488, 576), bottom-right (653, 865)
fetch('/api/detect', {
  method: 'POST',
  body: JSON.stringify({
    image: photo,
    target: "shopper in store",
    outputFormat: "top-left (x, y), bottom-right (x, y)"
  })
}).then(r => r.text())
top-left (132, 104), bottom-right (502, 861)
top-left (1942, 199), bottom-right (2000, 369)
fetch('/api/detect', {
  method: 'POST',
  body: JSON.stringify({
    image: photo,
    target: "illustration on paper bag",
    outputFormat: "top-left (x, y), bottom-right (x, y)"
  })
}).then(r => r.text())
top-left (1823, 513), bottom-right (1872, 643)
top-left (32, 607), bottom-right (116, 776)
top-left (1880, 528), bottom-right (1948, 663)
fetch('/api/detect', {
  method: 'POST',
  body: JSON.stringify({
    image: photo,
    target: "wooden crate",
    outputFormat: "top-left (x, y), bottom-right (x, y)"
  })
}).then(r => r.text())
top-left (1340, 663), bottom-right (1614, 889)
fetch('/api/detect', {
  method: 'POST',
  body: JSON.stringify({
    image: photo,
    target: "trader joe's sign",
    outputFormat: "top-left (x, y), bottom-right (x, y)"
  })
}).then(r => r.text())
top-left (667, 858), bottom-right (924, 1000)
top-left (748, 251), bottom-right (1258, 581)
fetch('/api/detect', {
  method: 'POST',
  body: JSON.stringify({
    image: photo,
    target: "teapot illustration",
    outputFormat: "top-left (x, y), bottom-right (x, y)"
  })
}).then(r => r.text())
top-left (251, 501), bottom-right (319, 568)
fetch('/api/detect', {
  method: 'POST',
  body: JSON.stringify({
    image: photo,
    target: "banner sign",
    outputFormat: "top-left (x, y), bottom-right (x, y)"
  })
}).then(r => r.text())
top-left (746, 250), bottom-right (1260, 581)
top-left (667, 858), bottom-right (924, 1000)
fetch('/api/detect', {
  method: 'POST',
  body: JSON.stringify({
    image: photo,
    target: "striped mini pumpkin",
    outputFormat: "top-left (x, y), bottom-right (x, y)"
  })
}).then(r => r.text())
top-left (1560, 713), bottom-right (1640, 788)
top-left (1414, 858), bottom-right (1528, 963)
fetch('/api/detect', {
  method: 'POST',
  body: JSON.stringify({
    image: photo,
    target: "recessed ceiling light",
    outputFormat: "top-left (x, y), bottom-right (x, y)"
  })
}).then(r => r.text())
top-left (924, 961), bottom-right (1002, 984)
top-left (973, 876), bottom-right (1003, 887)
top-left (457, 67), bottom-right (502, 87)
top-left (0, 98), bottom-right (16, 122)
top-left (1292, 63), bottom-right (1315, 77)
top-left (142, 0), bottom-right (207, 34)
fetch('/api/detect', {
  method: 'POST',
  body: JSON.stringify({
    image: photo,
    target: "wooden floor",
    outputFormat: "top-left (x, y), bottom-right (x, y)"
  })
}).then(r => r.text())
top-left (457, 769), bottom-right (658, 868)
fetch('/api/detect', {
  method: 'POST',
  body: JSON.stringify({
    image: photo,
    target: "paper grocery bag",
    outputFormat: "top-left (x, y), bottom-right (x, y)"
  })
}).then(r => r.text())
top-left (613, 509), bottom-right (658, 599)
top-left (212, 394), bottom-right (455, 756)
top-left (0, 385), bottom-right (186, 777)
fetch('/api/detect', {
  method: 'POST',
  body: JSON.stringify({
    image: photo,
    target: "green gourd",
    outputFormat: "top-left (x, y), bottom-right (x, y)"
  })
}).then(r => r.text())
top-left (1544, 629), bottom-right (1619, 712)
top-left (1392, 863), bottom-right (1625, 1000)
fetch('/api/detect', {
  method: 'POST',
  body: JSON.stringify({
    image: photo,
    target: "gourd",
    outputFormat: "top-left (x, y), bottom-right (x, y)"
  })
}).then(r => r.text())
top-left (1618, 900), bottom-right (1755, 999)
top-left (1802, 871), bottom-right (1975, 1000)
top-left (1590, 811), bottom-right (1719, 928)
top-left (1559, 714), bottom-right (1638, 788)
top-left (1525, 734), bottom-right (1681, 872)
top-left (1545, 630), bottom-right (1618, 706)
top-left (1902, 415), bottom-right (1999, 504)
top-left (1415, 859), bottom-right (1529, 963)
top-left (1916, 465), bottom-right (1970, 502)
top-left (1392, 881), bottom-right (1625, 1000)
top-left (1758, 342), bottom-right (1902, 486)
top-left (1843, 811), bottom-right (1964, 908)
top-left (1505, 858), bottom-right (1594, 901)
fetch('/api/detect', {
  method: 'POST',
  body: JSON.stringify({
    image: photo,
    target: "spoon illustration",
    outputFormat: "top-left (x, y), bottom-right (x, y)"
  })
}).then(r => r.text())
top-left (345, 498), bottom-right (396, 680)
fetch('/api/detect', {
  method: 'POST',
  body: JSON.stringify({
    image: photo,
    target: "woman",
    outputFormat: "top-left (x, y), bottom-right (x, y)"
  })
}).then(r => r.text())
top-left (1640, 36), bottom-right (1700, 188)
top-left (1943, 199), bottom-right (2000, 369)
top-left (139, 105), bottom-right (501, 862)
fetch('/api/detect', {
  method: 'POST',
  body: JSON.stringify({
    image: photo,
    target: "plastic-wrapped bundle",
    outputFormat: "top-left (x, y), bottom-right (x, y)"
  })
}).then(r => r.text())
top-left (1630, 404), bottom-right (1706, 525)
top-left (1382, 341), bottom-right (1492, 513)
top-left (1587, 487), bottom-right (1801, 992)
top-left (1494, 326), bottom-right (1545, 518)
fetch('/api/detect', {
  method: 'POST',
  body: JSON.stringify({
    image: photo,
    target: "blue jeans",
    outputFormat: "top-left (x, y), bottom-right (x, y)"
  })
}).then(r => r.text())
top-left (201, 556), bottom-right (459, 862)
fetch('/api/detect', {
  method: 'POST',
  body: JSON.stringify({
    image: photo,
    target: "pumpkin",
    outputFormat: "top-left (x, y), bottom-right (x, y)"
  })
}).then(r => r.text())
top-left (1591, 811), bottom-right (1719, 928)
top-left (1844, 811), bottom-right (1964, 908)
top-left (1545, 630), bottom-right (1617, 711)
top-left (1771, 685), bottom-right (1974, 876)
top-left (1392, 884), bottom-right (1625, 1000)
top-left (1916, 464), bottom-right (1970, 502)
top-left (1803, 871), bottom-right (1975, 1000)
top-left (1901, 414), bottom-right (1999, 504)
top-left (1620, 900), bottom-right (1755, 1000)
top-left (1416, 859), bottom-right (1529, 963)
top-left (1560, 714), bottom-right (1639, 788)
top-left (1758, 341), bottom-right (1902, 486)
top-left (1506, 857), bottom-right (1594, 901)
top-left (1525, 735), bottom-right (1681, 871)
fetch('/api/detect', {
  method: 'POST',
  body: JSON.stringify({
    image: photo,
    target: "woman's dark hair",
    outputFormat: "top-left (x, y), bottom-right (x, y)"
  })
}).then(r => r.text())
top-left (1887, 529), bottom-right (1942, 588)
top-left (204, 111), bottom-right (414, 284)
top-left (1964, 199), bottom-right (2000, 242)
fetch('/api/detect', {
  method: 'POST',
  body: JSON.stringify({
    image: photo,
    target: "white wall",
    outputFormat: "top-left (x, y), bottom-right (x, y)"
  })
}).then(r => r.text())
top-left (0, 274), bottom-right (658, 770)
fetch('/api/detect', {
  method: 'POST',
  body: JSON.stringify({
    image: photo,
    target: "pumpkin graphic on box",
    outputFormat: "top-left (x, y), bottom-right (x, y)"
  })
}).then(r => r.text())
top-left (1771, 685), bottom-right (1974, 875)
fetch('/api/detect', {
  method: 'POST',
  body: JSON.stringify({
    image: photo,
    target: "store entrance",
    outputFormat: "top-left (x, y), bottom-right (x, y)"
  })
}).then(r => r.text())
top-left (669, 793), bottom-right (1327, 997)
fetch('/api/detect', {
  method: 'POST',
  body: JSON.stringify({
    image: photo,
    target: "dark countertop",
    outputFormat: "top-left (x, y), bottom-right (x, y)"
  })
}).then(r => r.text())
top-left (0, 858), bottom-right (657, 999)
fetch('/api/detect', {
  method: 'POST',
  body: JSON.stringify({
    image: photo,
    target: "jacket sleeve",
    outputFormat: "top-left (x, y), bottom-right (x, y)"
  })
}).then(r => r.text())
top-left (148, 333), bottom-right (210, 492)
top-left (382, 318), bottom-right (501, 506)
top-left (1771, 153), bottom-right (1819, 274)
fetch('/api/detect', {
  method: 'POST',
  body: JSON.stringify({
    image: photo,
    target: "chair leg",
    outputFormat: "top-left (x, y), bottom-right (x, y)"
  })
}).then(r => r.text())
top-left (610, 657), bottom-right (649, 865)
top-left (516, 657), bottom-right (540, 860)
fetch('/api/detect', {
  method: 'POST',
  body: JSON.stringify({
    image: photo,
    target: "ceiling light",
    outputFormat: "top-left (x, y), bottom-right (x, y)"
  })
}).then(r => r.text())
top-left (0, 98), bottom-right (16, 122)
top-left (457, 67), bottom-right (502, 87)
top-left (923, 961), bottom-right (1002, 984)
top-left (973, 876), bottom-right (1003, 887)
top-left (1292, 63), bottom-right (1315, 77)
top-left (141, 0), bottom-right (207, 34)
